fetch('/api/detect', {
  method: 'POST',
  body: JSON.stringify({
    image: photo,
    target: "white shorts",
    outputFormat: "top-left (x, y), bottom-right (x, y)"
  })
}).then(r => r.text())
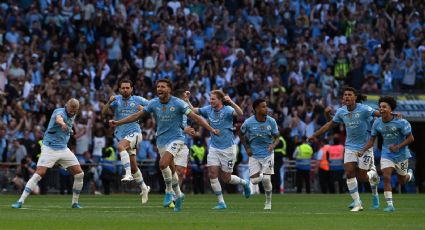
top-left (123, 132), bottom-right (143, 156)
top-left (158, 140), bottom-right (189, 167)
top-left (344, 148), bottom-right (374, 170)
top-left (249, 154), bottom-right (274, 176)
top-left (207, 145), bottom-right (237, 173)
top-left (37, 146), bottom-right (80, 169)
top-left (381, 158), bottom-right (408, 176)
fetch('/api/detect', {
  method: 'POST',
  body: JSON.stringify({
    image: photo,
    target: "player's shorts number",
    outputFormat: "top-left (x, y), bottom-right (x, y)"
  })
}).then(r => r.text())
top-left (227, 160), bottom-right (233, 169)
top-left (400, 162), bottom-right (407, 171)
top-left (362, 156), bottom-right (371, 165)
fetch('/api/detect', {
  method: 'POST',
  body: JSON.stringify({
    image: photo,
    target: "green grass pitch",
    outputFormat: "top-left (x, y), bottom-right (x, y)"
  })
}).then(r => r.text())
top-left (1, 194), bottom-right (424, 230)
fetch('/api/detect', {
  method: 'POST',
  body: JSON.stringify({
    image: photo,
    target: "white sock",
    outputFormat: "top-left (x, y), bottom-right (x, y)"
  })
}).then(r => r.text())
top-left (161, 167), bottom-right (173, 193)
top-left (132, 169), bottom-right (147, 191)
top-left (250, 174), bottom-right (263, 185)
top-left (347, 177), bottom-right (360, 203)
top-left (384, 191), bottom-right (393, 206)
top-left (18, 173), bottom-right (42, 203)
top-left (367, 170), bottom-right (378, 196)
top-left (262, 175), bottom-right (272, 204)
top-left (172, 172), bottom-right (181, 197)
top-left (72, 172), bottom-right (84, 204)
top-left (408, 171), bottom-right (413, 182)
top-left (210, 178), bottom-right (224, 203)
top-left (119, 151), bottom-right (131, 176)
top-left (229, 175), bottom-right (247, 186)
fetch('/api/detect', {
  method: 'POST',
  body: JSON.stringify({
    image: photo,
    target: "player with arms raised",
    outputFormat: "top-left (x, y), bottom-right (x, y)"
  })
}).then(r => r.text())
top-left (110, 79), bottom-right (219, 212)
top-left (308, 87), bottom-right (380, 212)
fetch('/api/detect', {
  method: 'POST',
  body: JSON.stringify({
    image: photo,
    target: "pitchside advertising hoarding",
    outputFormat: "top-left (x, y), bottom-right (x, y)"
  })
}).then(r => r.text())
top-left (365, 94), bottom-right (425, 122)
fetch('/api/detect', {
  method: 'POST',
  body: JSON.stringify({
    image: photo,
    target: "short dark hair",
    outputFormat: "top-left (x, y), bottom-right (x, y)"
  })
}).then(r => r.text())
top-left (379, 96), bottom-right (397, 111)
top-left (252, 98), bottom-right (266, 111)
top-left (156, 79), bottom-right (173, 89)
top-left (342, 86), bottom-right (367, 102)
top-left (118, 78), bottom-right (133, 88)
top-left (173, 89), bottom-right (186, 98)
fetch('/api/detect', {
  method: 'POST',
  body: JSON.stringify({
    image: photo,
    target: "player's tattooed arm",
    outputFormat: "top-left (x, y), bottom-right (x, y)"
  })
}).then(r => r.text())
top-left (109, 110), bottom-right (144, 127)
top-left (224, 95), bottom-right (243, 116)
top-left (102, 95), bottom-right (116, 115)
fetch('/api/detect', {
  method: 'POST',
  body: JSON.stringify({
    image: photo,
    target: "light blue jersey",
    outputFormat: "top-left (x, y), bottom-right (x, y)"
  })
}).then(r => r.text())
top-left (240, 115), bottom-right (279, 159)
top-left (332, 103), bottom-right (375, 151)
top-left (110, 95), bottom-right (149, 140)
top-left (199, 105), bottom-right (235, 149)
top-left (371, 117), bottom-right (412, 162)
top-left (143, 96), bottom-right (191, 148)
top-left (42, 108), bottom-right (76, 150)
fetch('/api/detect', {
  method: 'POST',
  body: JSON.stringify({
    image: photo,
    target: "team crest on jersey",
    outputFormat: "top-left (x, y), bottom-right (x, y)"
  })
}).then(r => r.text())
top-left (170, 106), bottom-right (175, 111)
top-left (130, 102), bottom-right (135, 107)
top-left (267, 125), bottom-right (271, 130)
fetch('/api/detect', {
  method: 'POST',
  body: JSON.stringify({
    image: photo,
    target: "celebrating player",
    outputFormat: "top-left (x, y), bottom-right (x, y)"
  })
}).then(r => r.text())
top-left (308, 87), bottom-right (380, 212)
top-left (185, 90), bottom-right (251, 209)
top-left (12, 99), bottom-right (84, 209)
top-left (102, 78), bottom-right (150, 203)
top-left (239, 98), bottom-right (280, 210)
top-left (359, 96), bottom-right (414, 212)
top-left (109, 79), bottom-right (219, 212)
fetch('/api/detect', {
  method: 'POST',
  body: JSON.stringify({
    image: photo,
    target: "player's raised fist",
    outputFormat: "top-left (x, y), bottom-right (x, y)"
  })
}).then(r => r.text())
top-left (109, 120), bottom-right (117, 127)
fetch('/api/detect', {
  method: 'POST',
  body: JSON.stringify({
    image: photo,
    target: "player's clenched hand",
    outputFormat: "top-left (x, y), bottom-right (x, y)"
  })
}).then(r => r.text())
top-left (246, 148), bottom-right (253, 157)
top-left (109, 95), bottom-right (116, 103)
top-left (109, 120), bottom-right (117, 127)
top-left (307, 136), bottom-right (315, 143)
top-left (60, 123), bottom-right (68, 132)
top-left (212, 129), bottom-right (220, 136)
top-left (356, 151), bottom-right (364, 157)
top-left (268, 144), bottom-right (274, 153)
top-left (184, 126), bottom-right (196, 136)
top-left (223, 95), bottom-right (232, 104)
top-left (389, 144), bottom-right (399, 153)
top-left (137, 105), bottom-right (144, 111)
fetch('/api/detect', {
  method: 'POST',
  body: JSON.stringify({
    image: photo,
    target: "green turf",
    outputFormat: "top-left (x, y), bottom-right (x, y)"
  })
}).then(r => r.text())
top-left (1, 193), bottom-right (424, 230)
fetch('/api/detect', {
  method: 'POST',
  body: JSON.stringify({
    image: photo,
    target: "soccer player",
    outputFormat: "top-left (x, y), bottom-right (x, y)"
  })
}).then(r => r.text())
top-left (173, 89), bottom-right (195, 186)
top-left (185, 90), bottom-right (251, 209)
top-left (101, 78), bottom-right (150, 203)
top-left (308, 87), bottom-right (380, 212)
top-left (109, 79), bottom-right (219, 212)
top-left (12, 98), bottom-right (84, 209)
top-left (239, 98), bottom-right (280, 210)
top-left (359, 96), bottom-right (414, 212)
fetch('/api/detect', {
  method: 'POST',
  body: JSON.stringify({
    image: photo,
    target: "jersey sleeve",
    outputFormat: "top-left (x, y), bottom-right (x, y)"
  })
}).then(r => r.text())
top-left (110, 99), bottom-right (118, 109)
top-left (364, 104), bottom-right (375, 117)
top-left (143, 100), bottom-right (153, 113)
top-left (332, 108), bottom-right (343, 123)
top-left (135, 96), bottom-right (150, 106)
top-left (400, 119), bottom-right (412, 136)
top-left (55, 109), bottom-right (66, 119)
top-left (271, 118), bottom-right (279, 136)
top-left (198, 106), bottom-right (209, 118)
top-left (371, 120), bottom-right (379, 137)
top-left (240, 121), bottom-right (248, 135)
top-left (227, 106), bottom-right (235, 118)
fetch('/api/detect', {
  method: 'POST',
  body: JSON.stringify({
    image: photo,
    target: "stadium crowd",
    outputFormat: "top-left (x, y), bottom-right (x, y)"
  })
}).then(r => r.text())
top-left (0, 0), bottom-right (423, 195)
